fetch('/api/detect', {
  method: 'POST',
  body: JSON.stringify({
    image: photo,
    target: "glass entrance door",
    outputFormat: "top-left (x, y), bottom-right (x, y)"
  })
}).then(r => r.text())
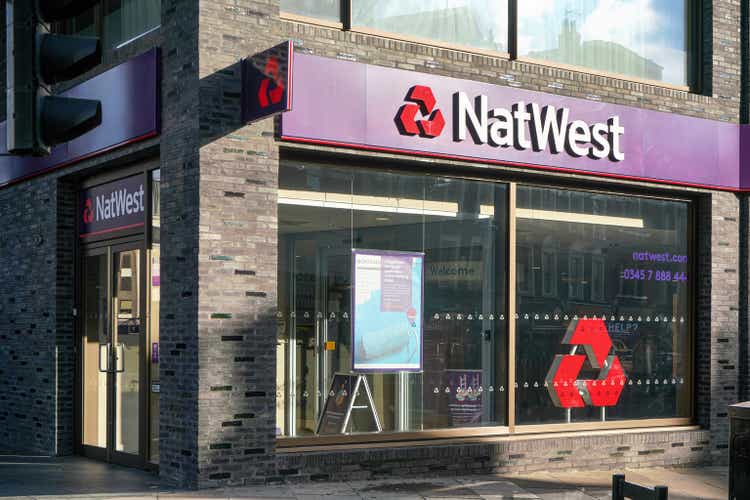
top-left (80, 244), bottom-right (146, 467)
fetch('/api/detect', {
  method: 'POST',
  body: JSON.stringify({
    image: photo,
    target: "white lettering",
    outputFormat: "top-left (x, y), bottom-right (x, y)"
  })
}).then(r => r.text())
top-left (608, 116), bottom-right (625, 161)
top-left (91, 183), bottom-right (146, 222)
top-left (589, 122), bottom-right (611, 159)
top-left (455, 92), bottom-right (487, 144)
top-left (512, 102), bottom-right (532, 149)
top-left (450, 92), bottom-right (625, 161)
top-left (566, 120), bottom-right (591, 157)
top-left (488, 107), bottom-right (513, 147)
top-left (528, 104), bottom-right (568, 153)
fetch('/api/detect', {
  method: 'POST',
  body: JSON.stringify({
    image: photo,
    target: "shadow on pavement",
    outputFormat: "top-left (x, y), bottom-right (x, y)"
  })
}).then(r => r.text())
top-left (0, 455), bottom-right (163, 497)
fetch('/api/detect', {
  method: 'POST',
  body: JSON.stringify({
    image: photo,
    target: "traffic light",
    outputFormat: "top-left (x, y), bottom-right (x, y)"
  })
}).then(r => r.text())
top-left (7, 0), bottom-right (103, 156)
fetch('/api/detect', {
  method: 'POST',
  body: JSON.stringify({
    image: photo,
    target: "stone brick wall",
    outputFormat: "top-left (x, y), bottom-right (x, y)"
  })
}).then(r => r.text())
top-left (277, 428), bottom-right (711, 481)
top-left (158, 0), bottom-right (201, 488)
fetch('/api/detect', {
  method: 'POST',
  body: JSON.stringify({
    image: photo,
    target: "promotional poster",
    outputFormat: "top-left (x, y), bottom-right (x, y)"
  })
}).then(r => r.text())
top-left (352, 249), bottom-right (424, 372)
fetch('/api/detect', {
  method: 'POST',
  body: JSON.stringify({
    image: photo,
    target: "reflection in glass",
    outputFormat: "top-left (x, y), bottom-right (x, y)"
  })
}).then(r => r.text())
top-left (515, 186), bottom-right (691, 425)
top-left (115, 249), bottom-right (141, 454)
top-left (149, 169), bottom-right (160, 463)
top-left (518, 0), bottom-right (689, 85)
top-left (353, 1), bottom-right (508, 53)
top-left (104, 0), bottom-right (161, 48)
top-left (281, 0), bottom-right (341, 22)
top-left (277, 163), bottom-right (508, 436)
top-left (82, 254), bottom-right (108, 448)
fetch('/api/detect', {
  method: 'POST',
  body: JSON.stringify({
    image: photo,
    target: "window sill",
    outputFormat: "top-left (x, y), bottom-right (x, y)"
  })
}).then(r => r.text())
top-left (277, 422), bottom-right (699, 453)
top-left (280, 11), bottom-right (344, 30)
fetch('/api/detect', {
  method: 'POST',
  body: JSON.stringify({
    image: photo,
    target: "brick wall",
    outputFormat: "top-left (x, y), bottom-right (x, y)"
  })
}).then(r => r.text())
top-left (158, 0), bottom-right (201, 488)
top-left (277, 428), bottom-right (711, 481)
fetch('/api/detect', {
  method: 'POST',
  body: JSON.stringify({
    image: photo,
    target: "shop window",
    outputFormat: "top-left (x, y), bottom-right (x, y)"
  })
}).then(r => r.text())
top-left (283, 1), bottom-right (695, 88)
top-left (280, 0), bottom-right (342, 23)
top-left (518, 0), bottom-right (693, 87)
top-left (277, 163), bottom-right (508, 437)
top-left (56, 0), bottom-right (160, 51)
top-left (515, 186), bottom-right (691, 425)
top-left (351, 1), bottom-right (508, 53)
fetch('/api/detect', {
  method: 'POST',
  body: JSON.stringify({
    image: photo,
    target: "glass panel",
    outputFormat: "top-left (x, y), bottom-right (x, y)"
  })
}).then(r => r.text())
top-left (148, 245), bottom-right (160, 463)
top-left (278, 163), bottom-right (507, 436)
top-left (149, 169), bottom-right (160, 462)
top-left (353, 0), bottom-right (508, 53)
top-left (518, 0), bottom-right (690, 86)
top-left (281, 0), bottom-right (341, 22)
top-left (114, 249), bottom-right (141, 454)
top-left (104, 0), bottom-right (161, 49)
top-left (82, 254), bottom-right (109, 448)
top-left (515, 187), bottom-right (691, 425)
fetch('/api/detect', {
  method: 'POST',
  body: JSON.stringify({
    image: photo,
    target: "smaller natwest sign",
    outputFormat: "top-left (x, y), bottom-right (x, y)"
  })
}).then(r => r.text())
top-left (241, 41), bottom-right (293, 123)
top-left (80, 175), bottom-right (146, 237)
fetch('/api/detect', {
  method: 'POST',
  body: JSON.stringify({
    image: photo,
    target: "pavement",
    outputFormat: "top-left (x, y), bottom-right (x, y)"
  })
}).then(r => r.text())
top-left (0, 455), bottom-right (729, 499)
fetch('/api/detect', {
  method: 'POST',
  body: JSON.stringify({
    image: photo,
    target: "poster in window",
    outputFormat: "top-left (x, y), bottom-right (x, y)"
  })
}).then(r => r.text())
top-left (447, 369), bottom-right (483, 426)
top-left (316, 373), bottom-right (357, 435)
top-left (352, 249), bottom-right (424, 372)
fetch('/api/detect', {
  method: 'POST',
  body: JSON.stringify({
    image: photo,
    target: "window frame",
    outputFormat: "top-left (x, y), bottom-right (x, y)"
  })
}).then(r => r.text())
top-left (55, 0), bottom-right (161, 54)
top-left (280, 0), bottom-right (698, 92)
top-left (274, 154), bottom-right (697, 448)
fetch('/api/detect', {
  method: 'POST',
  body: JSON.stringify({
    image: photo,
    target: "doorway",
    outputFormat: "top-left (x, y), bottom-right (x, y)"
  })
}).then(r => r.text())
top-left (78, 241), bottom-right (155, 468)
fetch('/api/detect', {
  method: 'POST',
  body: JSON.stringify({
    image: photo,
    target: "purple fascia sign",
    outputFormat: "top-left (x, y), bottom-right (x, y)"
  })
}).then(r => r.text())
top-left (79, 174), bottom-right (146, 237)
top-left (0, 49), bottom-right (160, 188)
top-left (282, 53), bottom-right (749, 191)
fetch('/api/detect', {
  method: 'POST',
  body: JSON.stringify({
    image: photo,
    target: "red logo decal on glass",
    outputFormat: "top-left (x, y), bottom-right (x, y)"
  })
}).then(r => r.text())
top-left (395, 85), bottom-right (445, 138)
top-left (257, 56), bottom-right (285, 108)
top-left (545, 318), bottom-right (627, 408)
top-left (83, 199), bottom-right (94, 224)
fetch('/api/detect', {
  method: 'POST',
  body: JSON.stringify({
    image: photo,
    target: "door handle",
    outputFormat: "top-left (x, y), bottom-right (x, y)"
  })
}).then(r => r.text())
top-left (114, 343), bottom-right (125, 373)
top-left (98, 343), bottom-right (110, 372)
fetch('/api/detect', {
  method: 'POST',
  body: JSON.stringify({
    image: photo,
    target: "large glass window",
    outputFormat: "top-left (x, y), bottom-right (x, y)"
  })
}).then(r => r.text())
top-left (515, 187), bottom-right (691, 425)
top-left (518, 0), bottom-right (690, 86)
top-left (281, 0), bottom-right (341, 23)
top-left (277, 163), bottom-right (508, 437)
top-left (282, 1), bottom-right (693, 87)
top-left (351, 1), bottom-right (508, 53)
top-left (57, 0), bottom-right (161, 50)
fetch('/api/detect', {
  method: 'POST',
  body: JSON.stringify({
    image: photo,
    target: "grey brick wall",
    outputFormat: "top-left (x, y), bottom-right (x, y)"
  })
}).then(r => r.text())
top-left (158, 0), bottom-right (201, 488)
top-left (277, 428), bottom-right (711, 481)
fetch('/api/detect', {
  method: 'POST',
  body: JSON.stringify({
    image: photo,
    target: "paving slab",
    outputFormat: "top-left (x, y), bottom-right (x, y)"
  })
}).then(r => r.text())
top-left (0, 455), bottom-right (730, 500)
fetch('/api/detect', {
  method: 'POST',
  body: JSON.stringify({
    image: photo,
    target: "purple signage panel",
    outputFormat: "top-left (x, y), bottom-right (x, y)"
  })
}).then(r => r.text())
top-left (352, 249), bottom-right (424, 372)
top-left (0, 48), bottom-right (160, 188)
top-left (282, 54), bottom-right (744, 191)
top-left (241, 41), bottom-right (293, 123)
top-left (79, 174), bottom-right (146, 237)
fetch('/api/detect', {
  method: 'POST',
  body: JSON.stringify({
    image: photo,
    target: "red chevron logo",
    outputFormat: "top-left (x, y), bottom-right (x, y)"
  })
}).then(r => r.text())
top-left (395, 85), bottom-right (445, 138)
top-left (545, 318), bottom-right (627, 408)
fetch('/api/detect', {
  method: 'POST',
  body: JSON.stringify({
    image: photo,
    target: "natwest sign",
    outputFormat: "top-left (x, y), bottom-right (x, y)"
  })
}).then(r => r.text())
top-left (453, 93), bottom-right (625, 161)
top-left (80, 174), bottom-right (146, 237)
top-left (281, 54), bottom-right (743, 191)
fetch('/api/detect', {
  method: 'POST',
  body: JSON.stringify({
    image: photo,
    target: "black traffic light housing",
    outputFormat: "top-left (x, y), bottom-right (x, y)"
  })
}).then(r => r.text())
top-left (7, 0), bottom-right (103, 156)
